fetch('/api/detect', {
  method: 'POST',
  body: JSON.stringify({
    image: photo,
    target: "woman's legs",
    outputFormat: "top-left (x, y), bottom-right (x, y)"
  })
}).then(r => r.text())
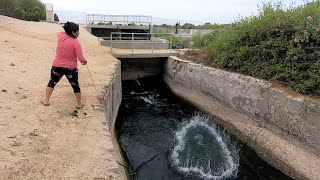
top-left (44, 66), bottom-right (63, 106)
top-left (44, 87), bottom-right (54, 105)
top-left (65, 68), bottom-right (82, 108)
top-left (43, 67), bottom-right (82, 108)
top-left (75, 92), bottom-right (82, 108)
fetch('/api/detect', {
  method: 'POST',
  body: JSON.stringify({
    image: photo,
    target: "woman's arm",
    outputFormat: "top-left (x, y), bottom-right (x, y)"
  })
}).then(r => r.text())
top-left (74, 41), bottom-right (87, 65)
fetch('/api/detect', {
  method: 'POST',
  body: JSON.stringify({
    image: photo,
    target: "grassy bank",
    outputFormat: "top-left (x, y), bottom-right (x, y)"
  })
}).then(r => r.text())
top-left (191, 1), bottom-right (320, 96)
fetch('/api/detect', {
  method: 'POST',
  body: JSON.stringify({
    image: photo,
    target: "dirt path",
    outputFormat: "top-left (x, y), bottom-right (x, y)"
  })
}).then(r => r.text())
top-left (0, 16), bottom-right (121, 179)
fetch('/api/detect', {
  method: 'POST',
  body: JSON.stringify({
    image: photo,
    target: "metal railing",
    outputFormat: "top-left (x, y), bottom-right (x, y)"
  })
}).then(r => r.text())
top-left (86, 14), bottom-right (152, 26)
top-left (98, 32), bottom-right (173, 54)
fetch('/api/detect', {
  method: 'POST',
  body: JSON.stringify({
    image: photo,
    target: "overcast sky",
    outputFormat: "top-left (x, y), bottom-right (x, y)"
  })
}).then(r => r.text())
top-left (41, 0), bottom-right (306, 23)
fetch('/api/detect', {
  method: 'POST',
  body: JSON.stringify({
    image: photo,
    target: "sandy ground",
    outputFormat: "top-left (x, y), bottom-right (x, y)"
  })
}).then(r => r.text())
top-left (0, 16), bottom-right (122, 179)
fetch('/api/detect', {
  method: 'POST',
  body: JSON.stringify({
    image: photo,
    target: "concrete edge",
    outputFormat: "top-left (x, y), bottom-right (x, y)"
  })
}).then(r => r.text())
top-left (102, 61), bottom-right (128, 179)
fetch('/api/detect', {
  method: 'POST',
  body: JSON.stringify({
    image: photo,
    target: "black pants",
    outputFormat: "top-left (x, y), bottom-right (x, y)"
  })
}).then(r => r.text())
top-left (47, 66), bottom-right (81, 93)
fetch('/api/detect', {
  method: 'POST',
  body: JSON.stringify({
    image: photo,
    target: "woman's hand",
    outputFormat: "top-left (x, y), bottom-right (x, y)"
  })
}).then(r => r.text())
top-left (81, 60), bottom-right (87, 65)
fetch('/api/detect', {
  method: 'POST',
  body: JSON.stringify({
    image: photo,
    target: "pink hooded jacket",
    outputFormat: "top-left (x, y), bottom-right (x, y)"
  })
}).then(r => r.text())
top-left (52, 32), bottom-right (86, 68)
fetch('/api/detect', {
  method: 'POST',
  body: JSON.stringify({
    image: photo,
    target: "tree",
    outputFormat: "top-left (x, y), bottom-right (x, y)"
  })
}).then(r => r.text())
top-left (0, 0), bottom-right (45, 21)
top-left (181, 23), bottom-right (195, 29)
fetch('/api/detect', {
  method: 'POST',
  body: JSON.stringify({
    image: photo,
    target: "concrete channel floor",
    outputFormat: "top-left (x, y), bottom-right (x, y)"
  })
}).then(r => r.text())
top-left (0, 15), bottom-right (122, 179)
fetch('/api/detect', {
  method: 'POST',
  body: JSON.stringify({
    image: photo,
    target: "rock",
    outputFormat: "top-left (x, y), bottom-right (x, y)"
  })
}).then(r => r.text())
top-left (29, 132), bottom-right (39, 137)
top-left (11, 140), bottom-right (21, 147)
top-left (29, 129), bottom-right (39, 137)
top-left (7, 134), bottom-right (17, 138)
top-left (70, 110), bottom-right (78, 117)
top-left (1, 89), bottom-right (7, 92)
top-left (4, 40), bottom-right (8, 42)
top-left (10, 63), bottom-right (15, 66)
top-left (21, 71), bottom-right (26, 73)
top-left (18, 87), bottom-right (23, 90)
top-left (84, 113), bottom-right (92, 118)
top-left (21, 95), bottom-right (27, 99)
top-left (14, 92), bottom-right (19, 95)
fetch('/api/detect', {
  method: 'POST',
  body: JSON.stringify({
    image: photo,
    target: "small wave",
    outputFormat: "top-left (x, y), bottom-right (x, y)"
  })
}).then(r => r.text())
top-left (170, 114), bottom-right (239, 180)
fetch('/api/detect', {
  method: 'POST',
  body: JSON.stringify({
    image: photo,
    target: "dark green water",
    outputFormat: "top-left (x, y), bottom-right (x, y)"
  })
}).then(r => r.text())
top-left (116, 77), bottom-right (292, 180)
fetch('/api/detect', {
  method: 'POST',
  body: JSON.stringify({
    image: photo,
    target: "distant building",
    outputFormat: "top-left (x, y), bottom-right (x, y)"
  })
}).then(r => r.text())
top-left (45, 3), bottom-right (54, 22)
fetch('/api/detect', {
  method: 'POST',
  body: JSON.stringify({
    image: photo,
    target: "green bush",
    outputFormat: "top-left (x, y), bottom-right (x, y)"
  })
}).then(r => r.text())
top-left (194, 1), bottom-right (320, 96)
top-left (0, 0), bottom-right (45, 21)
top-left (168, 34), bottom-right (190, 49)
top-left (153, 23), bottom-right (230, 30)
top-left (154, 34), bottom-right (190, 49)
top-left (192, 33), bottom-right (214, 48)
top-left (191, 23), bottom-right (231, 48)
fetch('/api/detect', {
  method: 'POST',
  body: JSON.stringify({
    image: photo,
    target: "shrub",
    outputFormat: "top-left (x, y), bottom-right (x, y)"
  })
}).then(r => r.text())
top-left (0, 0), bottom-right (45, 21)
top-left (155, 34), bottom-right (190, 49)
top-left (192, 1), bottom-right (320, 96)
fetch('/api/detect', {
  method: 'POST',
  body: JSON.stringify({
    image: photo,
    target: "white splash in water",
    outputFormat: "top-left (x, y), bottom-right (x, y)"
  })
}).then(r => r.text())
top-left (141, 96), bottom-right (154, 104)
top-left (170, 114), bottom-right (239, 180)
top-left (139, 93), bottom-right (165, 107)
top-left (130, 91), bottom-right (153, 95)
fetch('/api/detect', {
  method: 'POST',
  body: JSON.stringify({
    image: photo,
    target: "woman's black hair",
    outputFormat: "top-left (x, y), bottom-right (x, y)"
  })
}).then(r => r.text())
top-left (63, 21), bottom-right (79, 38)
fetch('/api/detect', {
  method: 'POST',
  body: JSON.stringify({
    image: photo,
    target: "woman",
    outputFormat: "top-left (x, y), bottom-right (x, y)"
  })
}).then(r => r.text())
top-left (42, 21), bottom-right (87, 109)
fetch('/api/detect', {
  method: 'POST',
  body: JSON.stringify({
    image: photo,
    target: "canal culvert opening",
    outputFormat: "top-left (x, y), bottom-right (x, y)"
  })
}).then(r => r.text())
top-left (115, 58), bottom-right (292, 180)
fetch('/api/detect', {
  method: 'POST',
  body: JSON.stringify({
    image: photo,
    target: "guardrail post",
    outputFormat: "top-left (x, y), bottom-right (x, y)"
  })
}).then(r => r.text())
top-left (151, 36), bottom-right (154, 54)
top-left (111, 33), bottom-right (113, 53)
top-left (131, 33), bottom-right (134, 54)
